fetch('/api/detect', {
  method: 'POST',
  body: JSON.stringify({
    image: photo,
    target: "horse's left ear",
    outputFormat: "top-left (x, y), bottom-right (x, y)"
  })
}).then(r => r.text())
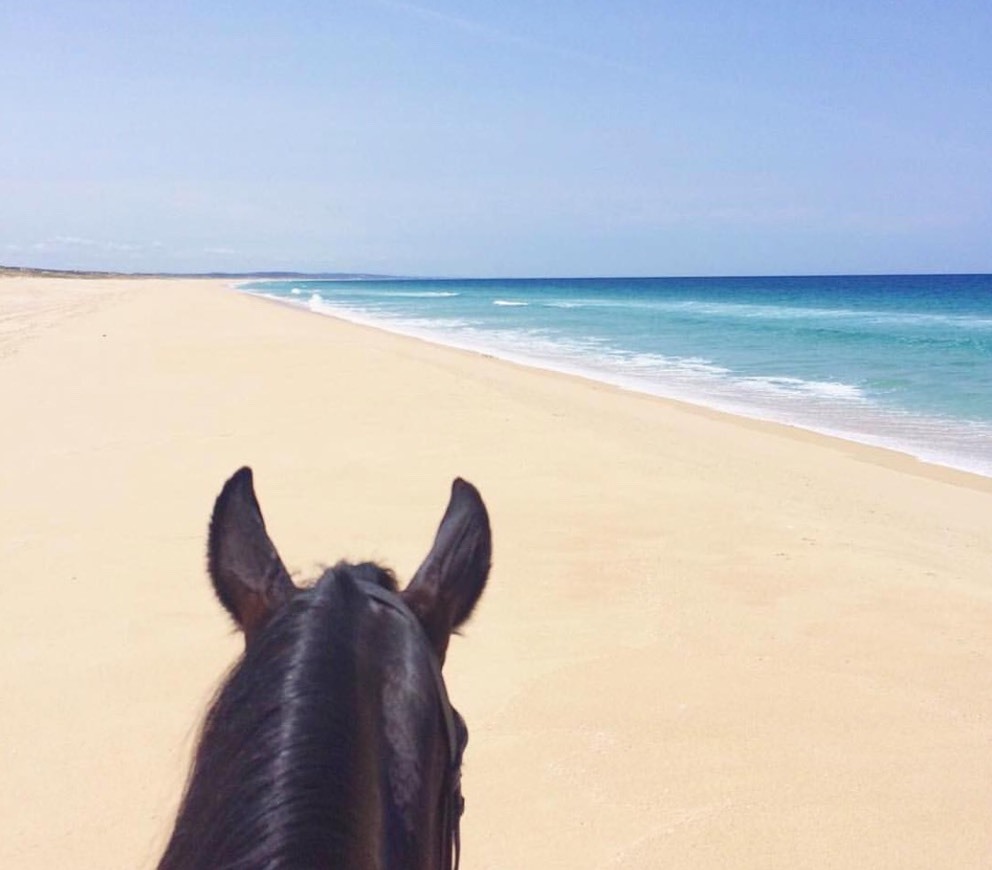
top-left (207, 467), bottom-right (296, 644)
top-left (403, 478), bottom-right (492, 663)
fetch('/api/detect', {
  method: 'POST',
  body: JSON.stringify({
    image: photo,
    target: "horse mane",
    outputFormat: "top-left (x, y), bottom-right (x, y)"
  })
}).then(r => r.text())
top-left (159, 562), bottom-right (399, 869)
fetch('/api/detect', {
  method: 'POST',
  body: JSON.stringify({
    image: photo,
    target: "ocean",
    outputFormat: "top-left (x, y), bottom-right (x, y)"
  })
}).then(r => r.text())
top-left (241, 275), bottom-right (992, 478)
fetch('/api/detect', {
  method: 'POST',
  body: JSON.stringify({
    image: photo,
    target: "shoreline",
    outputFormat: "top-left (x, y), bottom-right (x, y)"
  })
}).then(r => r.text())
top-left (2, 275), bottom-right (991, 868)
top-left (238, 282), bottom-right (992, 491)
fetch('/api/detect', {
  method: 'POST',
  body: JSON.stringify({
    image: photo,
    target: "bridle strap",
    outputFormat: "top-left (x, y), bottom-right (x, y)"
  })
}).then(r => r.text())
top-left (358, 581), bottom-right (463, 870)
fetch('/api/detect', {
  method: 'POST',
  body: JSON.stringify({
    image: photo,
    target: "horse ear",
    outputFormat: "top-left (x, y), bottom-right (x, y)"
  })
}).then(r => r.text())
top-left (207, 467), bottom-right (296, 643)
top-left (403, 478), bottom-right (491, 663)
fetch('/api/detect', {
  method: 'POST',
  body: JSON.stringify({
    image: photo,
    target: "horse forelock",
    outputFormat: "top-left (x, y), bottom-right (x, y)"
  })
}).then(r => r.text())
top-left (317, 560), bottom-right (399, 593)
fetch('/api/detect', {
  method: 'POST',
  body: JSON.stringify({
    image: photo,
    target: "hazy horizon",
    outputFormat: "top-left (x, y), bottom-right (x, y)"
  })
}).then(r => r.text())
top-left (5, 264), bottom-right (992, 281)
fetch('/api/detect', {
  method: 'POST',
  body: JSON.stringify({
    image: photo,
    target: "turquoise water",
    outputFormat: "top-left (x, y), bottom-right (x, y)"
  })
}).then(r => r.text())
top-left (243, 275), bottom-right (992, 477)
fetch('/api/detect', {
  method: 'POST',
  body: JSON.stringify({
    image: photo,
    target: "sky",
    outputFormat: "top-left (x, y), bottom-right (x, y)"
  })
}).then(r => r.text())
top-left (2, 0), bottom-right (990, 277)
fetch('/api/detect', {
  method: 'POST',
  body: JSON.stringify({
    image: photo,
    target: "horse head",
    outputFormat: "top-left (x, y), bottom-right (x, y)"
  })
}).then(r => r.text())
top-left (159, 468), bottom-right (491, 869)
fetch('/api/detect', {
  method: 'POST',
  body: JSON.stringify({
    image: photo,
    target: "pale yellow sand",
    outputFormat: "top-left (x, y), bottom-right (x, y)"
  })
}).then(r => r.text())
top-left (1, 276), bottom-right (990, 868)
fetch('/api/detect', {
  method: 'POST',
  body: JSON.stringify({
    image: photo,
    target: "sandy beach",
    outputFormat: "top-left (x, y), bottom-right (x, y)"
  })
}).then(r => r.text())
top-left (1, 275), bottom-right (990, 868)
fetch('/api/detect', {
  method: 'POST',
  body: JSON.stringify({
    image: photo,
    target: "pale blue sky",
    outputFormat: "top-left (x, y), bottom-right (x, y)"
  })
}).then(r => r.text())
top-left (2, 1), bottom-right (990, 276)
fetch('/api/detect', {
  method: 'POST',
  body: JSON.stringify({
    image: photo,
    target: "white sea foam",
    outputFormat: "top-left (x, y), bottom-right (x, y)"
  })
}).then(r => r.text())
top-left (381, 315), bottom-right (479, 330)
top-left (564, 298), bottom-right (992, 332)
top-left (493, 300), bottom-right (528, 307)
top-left (354, 290), bottom-right (461, 298)
top-left (736, 376), bottom-right (866, 402)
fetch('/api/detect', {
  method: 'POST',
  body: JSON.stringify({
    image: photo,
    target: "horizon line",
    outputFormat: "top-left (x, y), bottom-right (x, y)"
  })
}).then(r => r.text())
top-left (4, 264), bottom-right (992, 282)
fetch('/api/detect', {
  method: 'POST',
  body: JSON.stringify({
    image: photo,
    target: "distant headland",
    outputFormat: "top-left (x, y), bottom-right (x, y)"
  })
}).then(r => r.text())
top-left (0, 265), bottom-right (398, 280)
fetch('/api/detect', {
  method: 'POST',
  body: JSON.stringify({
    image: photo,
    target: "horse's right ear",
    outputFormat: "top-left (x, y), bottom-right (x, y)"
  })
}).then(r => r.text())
top-left (403, 478), bottom-right (491, 664)
top-left (207, 467), bottom-right (296, 644)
